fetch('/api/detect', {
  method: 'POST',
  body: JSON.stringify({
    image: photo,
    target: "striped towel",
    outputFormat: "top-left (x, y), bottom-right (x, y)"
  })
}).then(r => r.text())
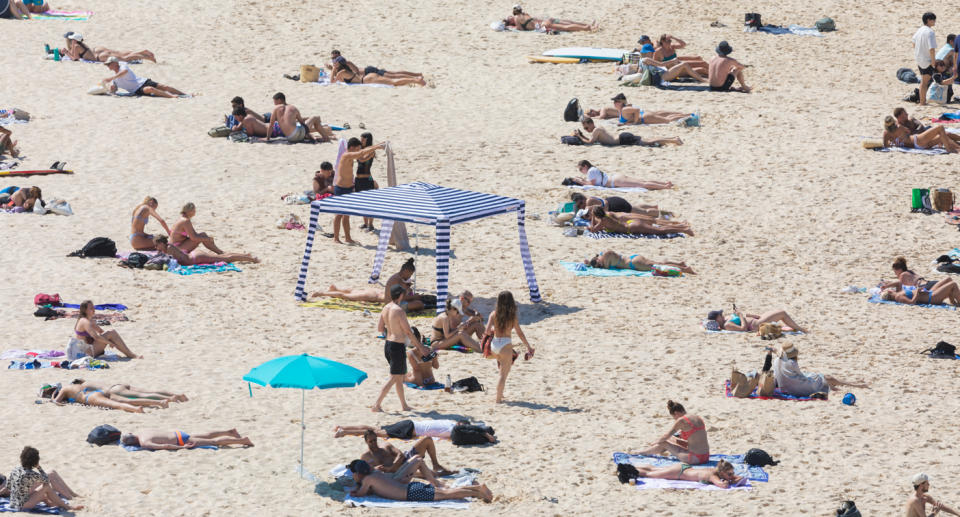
top-left (585, 231), bottom-right (684, 239)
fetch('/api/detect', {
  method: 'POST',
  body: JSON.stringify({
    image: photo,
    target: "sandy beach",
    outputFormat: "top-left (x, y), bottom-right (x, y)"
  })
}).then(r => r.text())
top-left (2, 0), bottom-right (960, 514)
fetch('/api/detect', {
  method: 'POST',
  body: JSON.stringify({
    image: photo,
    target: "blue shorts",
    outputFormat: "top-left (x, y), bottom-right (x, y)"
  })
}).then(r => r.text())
top-left (333, 185), bottom-right (354, 196)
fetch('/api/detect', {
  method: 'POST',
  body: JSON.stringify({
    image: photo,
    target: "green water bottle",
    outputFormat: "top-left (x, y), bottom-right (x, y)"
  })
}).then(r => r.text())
top-left (53, 48), bottom-right (61, 61)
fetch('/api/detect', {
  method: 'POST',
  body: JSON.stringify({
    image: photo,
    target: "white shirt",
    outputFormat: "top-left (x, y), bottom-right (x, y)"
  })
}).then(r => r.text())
top-left (913, 25), bottom-right (936, 68)
top-left (112, 64), bottom-right (148, 93)
top-left (936, 43), bottom-right (954, 61)
top-left (772, 356), bottom-right (828, 397)
top-left (413, 419), bottom-right (457, 438)
top-left (586, 166), bottom-right (612, 187)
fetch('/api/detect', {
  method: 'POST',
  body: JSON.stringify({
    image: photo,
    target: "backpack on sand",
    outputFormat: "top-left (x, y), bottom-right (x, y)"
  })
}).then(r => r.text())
top-left (922, 340), bottom-right (957, 359)
top-left (87, 424), bottom-right (121, 446)
top-left (744, 448), bottom-right (779, 467)
top-left (744, 13), bottom-right (762, 29)
top-left (564, 98), bottom-right (582, 122)
top-left (451, 376), bottom-right (484, 393)
top-left (451, 424), bottom-right (495, 446)
top-left (815, 17), bottom-right (835, 32)
top-left (68, 237), bottom-right (117, 258)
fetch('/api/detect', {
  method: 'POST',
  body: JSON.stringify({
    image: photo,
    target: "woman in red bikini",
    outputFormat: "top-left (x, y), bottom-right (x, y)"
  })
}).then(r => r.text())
top-left (169, 202), bottom-right (224, 254)
top-left (632, 400), bottom-right (710, 465)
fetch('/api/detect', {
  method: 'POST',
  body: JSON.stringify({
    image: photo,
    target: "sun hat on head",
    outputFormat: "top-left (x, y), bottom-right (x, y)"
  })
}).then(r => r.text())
top-left (67, 33), bottom-right (82, 41)
top-left (911, 473), bottom-right (929, 487)
top-left (450, 298), bottom-right (463, 314)
top-left (62, 31), bottom-right (74, 38)
top-left (105, 56), bottom-right (119, 64)
top-left (716, 40), bottom-right (733, 56)
top-left (779, 343), bottom-right (798, 359)
top-left (640, 43), bottom-right (655, 53)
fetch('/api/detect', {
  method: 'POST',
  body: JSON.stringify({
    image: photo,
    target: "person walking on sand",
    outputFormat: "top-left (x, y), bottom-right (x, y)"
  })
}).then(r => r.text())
top-left (913, 12), bottom-right (938, 105)
top-left (333, 136), bottom-right (385, 244)
top-left (905, 473), bottom-right (960, 517)
top-left (372, 285), bottom-right (432, 412)
top-left (708, 41), bottom-right (751, 93)
top-left (484, 291), bottom-right (534, 404)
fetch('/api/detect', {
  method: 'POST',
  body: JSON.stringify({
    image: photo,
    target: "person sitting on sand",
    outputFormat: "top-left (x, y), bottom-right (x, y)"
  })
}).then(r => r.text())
top-left (894, 107), bottom-right (927, 134)
top-left (882, 115), bottom-right (960, 153)
top-left (5, 186), bottom-right (41, 211)
top-left (225, 96), bottom-right (269, 128)
top-left (628, 459), bottom-right (743, 489)
top-left (358, 429), bottom-right (454, 478)
top-left (309, 259), bottom-right (426, 311)
top-left (169, 202), bottom-right (223, 254)
top-left (60, 32), bottom-right (156, 63)
top-left (570, 192), bottom-right (666, 218)
top-left (43, 379), bottom-right (185, 402)
top-left (347, 460), bottom-right (493, 503)
top-left (587, 250), bottom-right (696, 274)
top-left (331, 60), bottom-right (426, 87)
top-left (74, 300), bottom-right (141, 359)
top-left (572, 116), bottom-right (683, 147)
top-left (3, 0), bottom-right (54, 19)
top-left (708, 41), bottom-right (751, 92)
top-left (0, 457), bottom-right (78, 506)
top-left (588, 206), bottom-right (694, 236)
top-left (313, 161), bottom-right (335, 199)
top-left (153, 235), bottom-right (259, 265)
top-left (120, 429), bottom-right (253, 450)
top-left (0, 126), bottom-right (21, 158)
top-left (44, 381), bottom-right (170, 413)
top-left (335, 419), bottom-right (497, 443)
top-left (905, 473), bottom-right (960, 517)
top-left (631, 400), bottom-right (710, 464)
top-left (880, 277), bottom-right (960, 306)
top-left (654, 34), bottom-right (707, 71)
top-left (707, 308), bottom-right (805, 333)
top-left (407, 328), bottom-right (441, 387)
top-left (129, 196), bottom-right (170, 251)
top-left (4, 447), bottom-right (82, 512)
top-left (430, 299), bottom-right (482, 352)
top-left (102, 56), bottom-right (186, 98)
top-left (268, 92), bottom-right (333, 142)
top-left (773, 343), bottom-right (869, 397)
top-left (571, 160), bottom-right (674, 190)
top-left (504, 5), bottom-right (596, 32)
top-left (634, 43), bottom-right (707, 83)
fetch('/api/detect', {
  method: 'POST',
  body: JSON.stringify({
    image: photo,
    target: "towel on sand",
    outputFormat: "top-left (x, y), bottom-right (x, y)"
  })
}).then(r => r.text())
top-left (561, 261), bottom-right (655, 277)
top-left (330, 466), bottom-right (476, 509)
top-left (613, 452), bottom-right (769, 482)
top-left (405, 381), bottom-right (445, 390)
top-left (313, 77), bottom-right (394, 89)
top-left (60, 302), bottom-right (127, 311)
top-left (723, 380), bottom-right (823, 401)
top-left (869, 146), bottom-right (948, 155)
top-left (585, 231), bottom-right (684, 240)
top-left (755, 24), bottom-right (823, 37)
top-left (169, 263), bottom-right (242, 275)
top-left (31, 10), bottom-right (92, 20)
top-left (300, 298), bottom-right (435, 318)
top-left (567, 185), bottom-right (648, 193)
top-left (122, 444), bottom-right (218, 452)
top-left (868, 293), bottom-right (955, 310)
top-left (0, 497), bottom-right (61, 514)
top-left (702, 321), bottom-right (803, 335)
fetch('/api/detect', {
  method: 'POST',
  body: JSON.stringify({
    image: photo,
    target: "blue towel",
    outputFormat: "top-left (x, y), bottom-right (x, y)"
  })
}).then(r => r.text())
top-left (122, 444), bottom-right (218, 452)
top-left (404, 382), bottom-right (445, 390)
top-left (169, 263), bottom-right (242, 276)
top-left (585, 231), bottom-right (684, 240)
top-left (756, 24), bottom-right (823, 37)
top-left (938, 112), bottom-right (960, 120)
top-left (612, 452), bottom-right (769, 482)
top-left (560, 261), bottom-right (654, 277)
top-left (60, 303), bottom-right (127, 311)
top-left (0, 497), bottom-right (60, 514)
top-left (868, 294), bottom-right (956, 310)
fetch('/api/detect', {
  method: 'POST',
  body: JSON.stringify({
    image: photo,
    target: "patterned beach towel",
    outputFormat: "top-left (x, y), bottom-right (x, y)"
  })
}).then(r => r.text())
top-left (300, 298), bottom-right (435, 318)
top-left (613, 452), bottom-right (769, 482)
top-left (868, 293), bottom-right (955, 310)
top-left (585, 231), bottom-right (684, 240)
top-left (561, 261), bottom-right (654, 277)
top-left (31, 10), bottom-right (92, 20)
top-left (169, 263), bottom-right (242, 275)
top-left (723, 380), bottom-right (823, 401)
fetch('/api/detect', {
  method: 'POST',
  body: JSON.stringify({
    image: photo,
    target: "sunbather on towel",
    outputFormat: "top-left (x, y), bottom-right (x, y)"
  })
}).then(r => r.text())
top-left (61, 32), bottom-right (156, 63)
top-left (102, 57), bottom-right (185, 98)
top-left (708, 41), bottom-right (751, 93)
top-left (906, 473), bottom-right (960, 517)
top-left (430, 299), bottom-right (482, 352)
top-left (585, 93), bottom-right (695, 126)
top-left (0, 126), bottom-right (21, 158)
top-left (2, 447), bottom-right (82, 512)
top-left (636, 43), bottom-right (707, 82)
top-left (773, 343), bottom-right (869, 397)
top-left (631, 400), bottom-right (710, 464)
top-left (883, 115), bottom-right (960, 153)
top-left (153, 235), bottom-right (259, 265)
top-left (570, 193), bottom-right (666, 218)
top-left (121, 429), bottom-right (253, 450)
top-left (654, 34), bottom-right (707, 71)
top-left (3, 0), bottom-right (52, 19)
top-left (331, 60), bottom-right (426, 87)
top-left (587, 250), bottom-right (696, 274)
top-left (347, 460), bottom-right (492, 502)
top-left (169, 202), bottom-right (223, 254)
top-left (43, 379), bottom-right (186, 402)
top-left (573, 160), bottom-right (673, 190)
top-left (129, 196), bottom-right (170, 251)
top-left (588, 206), bottom-right (693, 236)
top-left (628, 459), bottom-right (742, 489)
top-left (358, 429), bottom-right (455, 478)
top-left (43, 381), bottom-right (169, 413)
top-left (335, 419), bottom-right (497, 443)
top-left (880, 256), bottom-right (954, 293)
top-left (308, 259), bottom-right (424, 311)
top-left (74, 300), bottom-right (141, 359)
top-left (5, 186), bottom-right (41, 210)
top-left (880, 277), bottom-right (960, 306)
top-left (572, 117), bottom-right (683, 147)
top-left (707, 308), bottom-right (805, 333)
top-left (504, 5), bottom-right (596, 32)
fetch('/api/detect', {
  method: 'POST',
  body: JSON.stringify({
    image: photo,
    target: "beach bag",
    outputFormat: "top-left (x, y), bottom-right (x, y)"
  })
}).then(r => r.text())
top-left (563, 98), bottom-right (582, 122)
top-left (121, 252), bottom-right (149, 269)
top-left (45, 199), bottom-right (72, 216)
top-left (934, 189), bottom-right (954, 211)
top-left (836, 501), bottom-right (861, 517)
top-left (66, 337), bottom-right (92, 361)
top-left (208, 125), bottom-right (231, 138)
top-left (86, 424), bottom-right (121, 446)
top-left (34, 293), bottom-right (61, 306)
top-left (758, 323), bottom-right (783, 340)
top-left (928, 82), bottom-right (948, 105)
top-left (923, 340), bottom-right (957, 358)
top-left (744, 13), bottom-right (762, 29)
top-left (758, 371), bottom-right (776, 396)
top-left (617, 463), bottom-right (640, 484)
top-left (71, 237), bottom-right (116, 258)
top-left (560, 135), bottom-right (582, 145)
top-left (744, 448), bottom-right (779, 467)
top-left (729, 368), bottom-right (758, 398)
top-left (145, 253), bottom-right (171, 270)
top-left (228, 131), bottom-right (249, 143)
top-left (451, 424), bottom-right (494, 445)
top-left (897, 68), bottom-right (920, 84)
top-left (815, 17), bottom-right (835, 32)
top-left (451, 376), bottom-right (484, 393)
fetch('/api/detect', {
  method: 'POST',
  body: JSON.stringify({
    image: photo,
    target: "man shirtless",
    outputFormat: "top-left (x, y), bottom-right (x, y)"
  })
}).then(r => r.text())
top-left (573, 116), bottom-right (682, 147)
top-left (359, 430), bottom-right (454, 477)
top-left (0, 126), bottom-right (20, 158)
top-left (313, 161), bottom-right (335, 198)
top-left (708, 41), bottom-right (751, 92)
top-left (372, 284), bottom-right (429, 412)
top-left (265, 92), bottom-right (332, 143)
top-left (347, 460), bottom-right (492, 503)
top-left (333, 137), bottom-right (385, 244)
top-left (905, 473), bottom-right (960, 517)
top-left (120, 429), bottom-right (253, 450)
top-left (894, 107), bottom-right (928, 134)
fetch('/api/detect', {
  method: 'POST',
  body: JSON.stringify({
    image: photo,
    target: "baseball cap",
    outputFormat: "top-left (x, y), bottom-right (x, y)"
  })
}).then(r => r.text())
top-left (640, 43), bottom-right (655, 53)
top-left (105, 56), bottom-right (119, 64)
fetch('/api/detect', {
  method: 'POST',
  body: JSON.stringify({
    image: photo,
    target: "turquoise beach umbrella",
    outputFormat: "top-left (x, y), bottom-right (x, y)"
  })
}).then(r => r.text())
top-left (243, 354), bottom-right (367, 478)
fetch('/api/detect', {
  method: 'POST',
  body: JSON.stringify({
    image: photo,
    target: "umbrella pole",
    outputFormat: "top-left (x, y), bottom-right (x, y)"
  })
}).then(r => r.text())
top-left (300, 389), bottom-right (305, 479)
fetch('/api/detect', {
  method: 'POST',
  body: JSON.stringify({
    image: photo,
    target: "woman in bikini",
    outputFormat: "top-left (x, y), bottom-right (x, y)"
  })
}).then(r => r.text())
top-left (882, 115), bottom-right (960, 153)
top-left (709, 307), bottom-right (806, 333)
top-left (169, 202), bottom-right (224, 254)
top-left (130, 196), bottom-right (170, 251)
top-left (45, 379), bottom-right (186, 402)
top-left (588, 206), bottom-right (694, 236)
top-left (576, 161), bottom-right (674, 190)
top-left (331, 61), bottom-right (425, 87)
top-left (484, 291), bottom-right (534, 404)
top-left (61, 33), bottom-right (157, 63)
top-left (153, 236), bottom-right (259, 265)
top-left (430, 299), bottom-right (482, 352)
top-left (356, 132), bottom-right (378, 231)
top-left (505, 6), bottom-right (596, 32)
top-left (43, 381), bottom-right (168, 413)
top-left (587, 250), bottom-right (696, 274)
top-left (74, 300), bottom-right (141, 359)
top-left (881, 256), bottom-right (954, 293)
top-left (5, 186), bottom-right (41, 211)
top-left (632, 400), bottom-right (711, 464)
top-left (629, 459), bottom-right (743, 488)
top-left (609, 95), bottom-right (696, 126)
top-left (881, 277), bottom-right (960, 306)
top-left (653, 34), bottom-right (707, 71)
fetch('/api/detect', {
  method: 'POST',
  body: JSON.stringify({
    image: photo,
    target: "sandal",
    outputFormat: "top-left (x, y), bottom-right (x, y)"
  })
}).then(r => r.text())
top-left (524, 348), bottom-right (535, 361)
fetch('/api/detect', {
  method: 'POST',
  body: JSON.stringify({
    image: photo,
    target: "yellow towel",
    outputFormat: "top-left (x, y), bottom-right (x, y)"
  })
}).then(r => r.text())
top-left (299, 298), bottom-right (434, 319)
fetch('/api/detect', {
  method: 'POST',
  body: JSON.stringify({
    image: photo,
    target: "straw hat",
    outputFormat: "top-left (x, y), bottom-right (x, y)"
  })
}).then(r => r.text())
top-left (779, 343), bottom-right (798, 359)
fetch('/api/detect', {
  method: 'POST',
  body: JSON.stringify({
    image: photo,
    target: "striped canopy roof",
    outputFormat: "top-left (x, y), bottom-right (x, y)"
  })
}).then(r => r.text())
top-left (312, 182), bottom-right (525, 225)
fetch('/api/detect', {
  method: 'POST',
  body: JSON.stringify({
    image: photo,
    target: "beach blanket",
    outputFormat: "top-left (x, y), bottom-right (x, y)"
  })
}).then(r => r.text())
top-left (7, 356), bottom-right (113, 370)
top-left (567, 185), bottom-right (648, 193)
top-left (868, 293), bottom-right (955, 310)
top-left (933, 112), bottom-right (960, 124)
top-left (613, 452), bottom-right (768, 483)
top-left (585, 231), bottom-right (684, 240)
top-left (723, 380), bottom-right (822, 401)
top-left (31, 10), bottom-right (92, 20)
top-left (169, 263), bottom-right (241, 275)
top-left (0, 498), bottom-right (60, 514)
top-left (39, 310), bottom-right (129, 323)
top-left (331, 466), bottom-right (474, 509)
top-left (0, 349), bottom-right (64, 360)
top-left (653, 81), bottom-right (712, 92)
top-left (314, 77), bottom-right (394, 89)
top-left (405, 381), bottom-right (445, 390)
top-left (59, 302), bottom-right (127, 311)
top-left (870, 146), bottom-right (948, 155)
top-left (59, 56), bottom-right (140, 64)
top-left (627, 477), bottom-right (752, 491)
top-left (561, 261), bottom-right (654, 277)
top-left (122, 444), bottom-right (218, 452)
top-left (300, 298), bottom-right (435, 318)
top-left (0, 115), bottom-right (27, 126)
top-left (702, 321), bottom-right (803, 335)
top-left (755, 24), bottom-right (823, 37)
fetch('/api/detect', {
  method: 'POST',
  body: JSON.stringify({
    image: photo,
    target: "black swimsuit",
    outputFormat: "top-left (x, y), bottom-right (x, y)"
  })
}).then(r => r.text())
top-left (75, 42), bottom-right (97, 61)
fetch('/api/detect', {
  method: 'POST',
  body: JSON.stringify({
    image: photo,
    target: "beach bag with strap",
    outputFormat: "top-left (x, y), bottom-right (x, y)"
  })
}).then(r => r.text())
top-left (744, 448), bottom-right (779, 467)
top-left (73, 237), bottom-right (116, 258)
top-left (451, 424), bottom-right (494, 445)
top-left (933, 189), bottom-right (954, 211)
top-left (927, 82), bottom-right (948, 105)
top-left (34, 293), bottom-right (61, 306)
top-left (911, 188), bottom-right (929, 209)
top-left (744, 13), bottom-right (762, 29)
top-left (451, 376), bottom-right (484, 393)
top-left (563, 98), bottom-right (582, 122)
top-left (560, 135), bottom-right (582, 145)
top-left (758, 371), bottom-right (776, 396)
top-left (86, 424), bottom-right (121, 446)
top-left (836, 501), bottom-right (861, 517)
top-left (815, 17), bottom-right (835, 32)
top-left (208, 125), bottom-right (231, 138)
top-left (121, 252), bottom-right (149, 269)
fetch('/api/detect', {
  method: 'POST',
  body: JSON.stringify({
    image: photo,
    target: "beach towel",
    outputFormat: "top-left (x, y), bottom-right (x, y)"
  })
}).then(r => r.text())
top-left (868, 293), bottom-right (955, 310)
top-left (933, 112), bottom-right (960, 123)
top-left (313, 76), bottom-right (394, 89)
top-left (39, 310), bottom-right (129, 323)
top-left (59, 55), bottom-right (140, 64)
top-left (121, 444), bottom-right (218, 452)
top-left (567, 185), bottom-right (648, 193)
top-left (404, 381), bottom-right (445, 390)
top-left (754, 24), bottom-right (823, 37)
top-left (384, 142), bottom-right (409, 250)
top-left (723, 380), bottom-right (822, 401)
top-left (626, 477), bottom-right (752, 491)
top-left (31, 10), bottom-right (92, 20)
top-left (613, 452), bottom-right (769, 482)
top-left (59, 302), bottom-right (127, 311)
top-left (703, 321), bottom-right (803, 335)
top-left (561, 261), bottom-right (655, 277)
top-left (651, 81), bottom-right (713, 92)
top-left (585, 231), bottom-right (684, 240)
top-left (330, 466), bottom-right (478, 509)
top-left (168, 263), bottom-right (241, 275)
top-left (300, 298), bottom-right (435, 319)
top-left (0, 349), bottom-right (64, 360)
top-left (869, 146), bottom-right (948, 155)
top-left (0, 498), bottom-right (61, 514)
top-left (0, 114), bottom-right (27, 126)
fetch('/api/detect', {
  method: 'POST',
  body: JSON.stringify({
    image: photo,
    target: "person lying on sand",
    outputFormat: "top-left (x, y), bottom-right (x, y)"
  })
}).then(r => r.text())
top-left (3, 447), bottom-right (83, 512)
top-left (588, 206), bottom-right (694, 236)
top-left (102, 57), bottom-right (186, 98)
top-left (570, 193), bottom-right (668, 218)
top-left (358, 429), bottom-right (455, 478)
top-left (331, 59), bottom-right (426, 87)
top-left (630, 400), bottom-right (710, 463)
top-left (880, 277), bottom-right (960, 306)
top-left (587, 250), bottom-right (696, 274)
top-left (587, 93), bottom-right (697, 126)
top-left (626, 459), bottom-right (742, 489)
top-left (0, 126), bottom-right (21, 158)
top-left (61, 32), bottom-right (156, 63)
top-left (708, 41), bottom-right (751, 93)
top-left (153, 235), bottom-right (259, 265)
top-left (570, 160), bottom-right (673, 190)
top-left (347, 460), bottom-right (492, 502)
top-left (430, 298), bottom-right (483, 352)
top-left (773, 343), bottom-right (869, 398)
top-left (43, 381), bottom-right (170, 413)
top-left (43, 379), bottom-right (185, 402)
top-left (882, 115), bottom-right (960, 153)
top-left (905, 473), bottom-right (960, 517)
top-left (335, 419), bottom-right (496, 443)
top-left (310, 258), bottom-right (425, 311)
top-left (880, 256), bottom-right (955, 294)
top-left (226, 96), bottom-right (270, 127)
top-left (121, 429), bottom-right (253, 450)
top-left (707, 308), bottom-right (805, 333)
top-left (572, 117), bottom-right (683, 147)
top-left (504, 5), bottom-right (596, 32)
top-left (5, 186), bottom-right (41, 210)
top-left (327, 51), bottom-right (424, 83)
top-left (129, 196), bottom-right (170, 251)
top-left (74, 300), bottom-right (141, 359)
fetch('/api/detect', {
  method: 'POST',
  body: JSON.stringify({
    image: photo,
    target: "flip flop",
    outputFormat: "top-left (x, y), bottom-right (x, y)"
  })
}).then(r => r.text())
top-left (524, 349), bottom-right (535, 361)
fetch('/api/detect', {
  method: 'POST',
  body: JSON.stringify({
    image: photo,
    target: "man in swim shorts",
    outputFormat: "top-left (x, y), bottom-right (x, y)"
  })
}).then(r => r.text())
top-left (119, 429), bottom-right (253, 450)
top-left (904, 473), bottom-right (960, 517)
top-left (347, 460), bottom-right (493, 503)
top-left (102, 56), bottom-right (186, 98)
top-left (359, 430), bottom-right (455, 477)
top-left (708, 41), bottom-right (751, 93)
top-left (332, 136), bottom-right (385, 244)
top-left (372, 285), bottom-right (427, 412)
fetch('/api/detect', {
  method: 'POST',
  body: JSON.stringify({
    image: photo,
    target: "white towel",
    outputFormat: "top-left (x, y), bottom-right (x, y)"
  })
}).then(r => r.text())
top-left (384, 142), bottom-right (409, 250)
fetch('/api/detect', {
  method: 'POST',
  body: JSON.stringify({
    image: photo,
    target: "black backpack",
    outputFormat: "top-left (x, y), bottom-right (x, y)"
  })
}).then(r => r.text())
top-left (560, 135), bottom-right (582, 146)
top-left (923, 341), bottom-right (957, 358)
top-left (616, 463), bottom-right (640, 484)
top-left (836, 501), bottom-right (861, 517)
top-left (744, 448), bottom-right (779, 467)
top-left (563, 98), bottom-right (582, 122)
top-left (121, 252), bottom-right (149, 269)
top-left (451, 424), bottom-right (494, 445)
top-left (68, 237), bottom-right (117, 258)
top-left (451, 376), bottom-right (484, 393)
top-left (87, 424), bottom-right (121, 446)
top-left (745, 12), bottom-right (762, 28)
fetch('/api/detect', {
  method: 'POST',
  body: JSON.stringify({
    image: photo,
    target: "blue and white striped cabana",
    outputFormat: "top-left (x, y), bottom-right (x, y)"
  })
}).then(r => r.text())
top-left (294, 182), bottom-right (543, 312)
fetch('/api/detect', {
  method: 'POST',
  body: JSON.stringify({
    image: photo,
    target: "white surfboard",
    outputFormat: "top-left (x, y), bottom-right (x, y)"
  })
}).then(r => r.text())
top-left (542, 47), bottom-right (628, 61)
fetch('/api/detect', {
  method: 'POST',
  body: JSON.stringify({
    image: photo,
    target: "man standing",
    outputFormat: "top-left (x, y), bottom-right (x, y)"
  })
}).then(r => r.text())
top-left (372, 285), bottom-right (429, 412)
top-left (913, 12), bottom-right (937, 105)
top-left (905, 473), bottom-right (960, 517)
top-left (333, 137), bottom-right (385, 244)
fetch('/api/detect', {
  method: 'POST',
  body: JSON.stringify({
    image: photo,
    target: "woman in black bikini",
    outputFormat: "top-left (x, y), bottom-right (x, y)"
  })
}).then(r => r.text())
top-left (61, 32), bottom-right (157, 63)
top-left (356, 132), bottom-right (378, 231)
top-left (332, 61), bottom-right (425, 87)
top-left (505, 5), bottom-right (596, 32)
top-left (570, 192), bottom-right (666, 217)
top-left (430, 299), bottom-right (482, 352)
top-left (44, 380), bottom-right (169, 413)
top-left (73, 300), bottom-right (141, 359)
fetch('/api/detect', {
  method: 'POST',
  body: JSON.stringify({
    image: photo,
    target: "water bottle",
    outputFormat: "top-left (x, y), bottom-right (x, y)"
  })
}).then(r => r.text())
top-left (53, 48), bottom-right (61, 61)
top-left (445, 374), bottom-right (452, 389)
top-left (169, 258), bottom-right (179, 271)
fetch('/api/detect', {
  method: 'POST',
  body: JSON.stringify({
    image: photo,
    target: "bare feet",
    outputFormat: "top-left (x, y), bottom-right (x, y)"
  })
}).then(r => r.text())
top-left (241, 437), bottom-right (254, 447)
top-left (160, 400), bottom-right (169, 409)
top-left (371, 405), bottom-right (383, 413)
top-left (343, 238), bottom-right (357, 244)
top-left (334, 427), bottom-right (346, 437)
top-left (401, 404), bottom-right (413, 411)
top-left (479, 484), bottom-right (494, 502)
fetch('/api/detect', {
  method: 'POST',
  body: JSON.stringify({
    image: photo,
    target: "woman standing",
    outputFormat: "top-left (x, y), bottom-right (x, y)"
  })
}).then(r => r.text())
top-left (632, 400), bottom-right (710, 464)
top-left (484, 291), bottom-right (534, 404)
top-left (130, 196), bottom-right (170, 250)
top-left (356, 132), bottom-right (378, 231)
top-left (74, 300), bottom-right (141, 359)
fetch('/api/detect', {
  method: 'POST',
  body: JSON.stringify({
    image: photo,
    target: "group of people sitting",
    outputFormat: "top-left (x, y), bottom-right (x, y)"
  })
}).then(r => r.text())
top-left (327, 50), bottom-right (426, 87)
top-left (879, 256), bottom-right (960, 306)
top-left (228, 94), bottom-right (334, 143)
top-left (617, 36), bottom-right (751, 93)
top-left (501, 4), bottom-right (596, 33)
top-left (882, 107), bottom-right (960, 152)
top-left (1, 0), bottom-right (52, 19)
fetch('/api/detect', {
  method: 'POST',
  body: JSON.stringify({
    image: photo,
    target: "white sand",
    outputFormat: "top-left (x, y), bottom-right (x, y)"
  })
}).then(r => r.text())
top-left (2, 0), bottom-right (960, 514)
